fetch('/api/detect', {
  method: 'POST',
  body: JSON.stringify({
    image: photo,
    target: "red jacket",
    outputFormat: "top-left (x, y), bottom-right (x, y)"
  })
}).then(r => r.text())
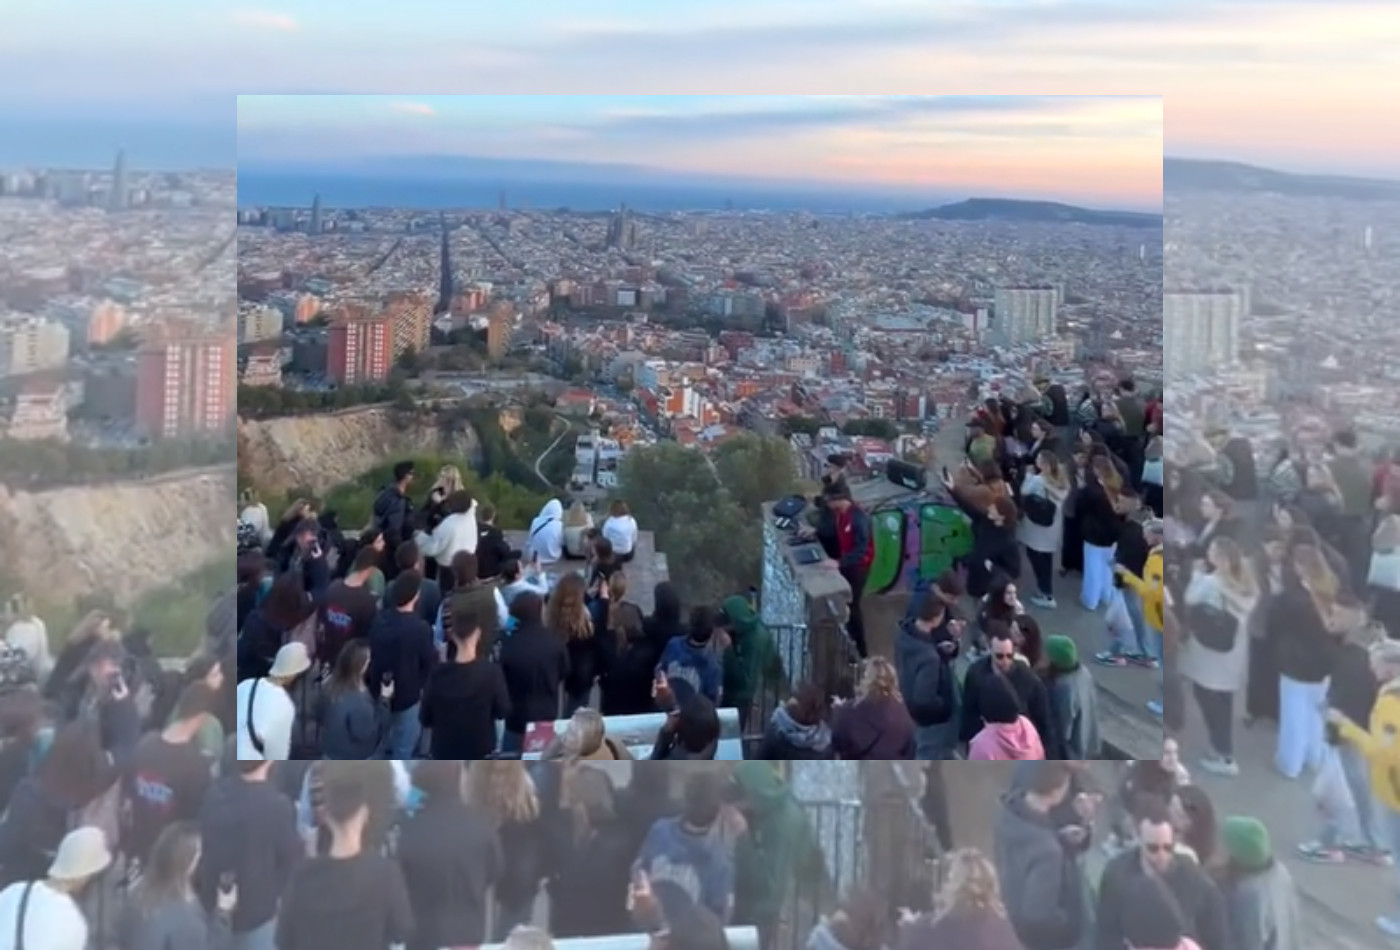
top-left (835, 505), bottom-right (874, 573)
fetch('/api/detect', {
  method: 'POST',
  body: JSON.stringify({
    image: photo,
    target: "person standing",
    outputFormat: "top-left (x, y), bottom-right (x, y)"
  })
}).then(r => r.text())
top-left (367, 570), bottom-right (438, 761)
top-left (824, 483), bottom-right (875, 659)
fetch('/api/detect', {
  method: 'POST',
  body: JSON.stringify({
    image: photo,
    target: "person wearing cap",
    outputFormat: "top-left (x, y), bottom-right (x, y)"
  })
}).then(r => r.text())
top-left (1213, 816), bottom-right (1303, 950)
top-left (371, 460), bottom-right (417, 572)
top-left (235, 641), bottom-right (310, 761)
top-left (0, 825), bottom-right (111, 950)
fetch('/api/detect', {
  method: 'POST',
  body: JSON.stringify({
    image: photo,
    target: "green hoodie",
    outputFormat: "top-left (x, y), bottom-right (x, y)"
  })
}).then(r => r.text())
top-left (732, 762), bottom-right (827, 926)
top-left (721, 595), bottom-right (779, 713)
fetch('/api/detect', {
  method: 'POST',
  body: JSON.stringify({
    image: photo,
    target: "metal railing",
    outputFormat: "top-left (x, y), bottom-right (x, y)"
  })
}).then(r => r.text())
top-left (745, 616), bottom-right (862, 754)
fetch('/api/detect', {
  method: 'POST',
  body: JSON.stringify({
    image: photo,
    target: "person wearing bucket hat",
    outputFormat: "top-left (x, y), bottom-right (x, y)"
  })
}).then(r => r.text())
top-left (235, 641), bottom-right (310, 761)
top-left (0, 825), bottom-right (111, 949)
top-left (1217, 816), bottom-right (1304, 950)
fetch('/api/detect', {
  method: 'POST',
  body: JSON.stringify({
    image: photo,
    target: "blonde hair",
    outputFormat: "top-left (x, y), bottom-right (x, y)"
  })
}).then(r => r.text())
top-left (468, 761), bottom-right (539, 824)
top-left (548, 574), bottom-right (594, 641)
top-left (1292, 543), bottom-right (1338, 605)
top-left (560, 708), bottom-right (605, 758)
top-left (564, 500), bottom-right (592, 529)
top-left (935, 848), bottom-right (1006, 918)
top-left (1036, 451), bottom-right (1068, 492)
top-left (1210, 536), bottom-right (1258, 599)
top-left (606, 572), bottom-right (641, 649)
top-left (856, 656), bottom-right (901, 703)
top-left (431, 465), bottom-right (464, 498)
top-left (1091, 454), bottom-right (1122, 497)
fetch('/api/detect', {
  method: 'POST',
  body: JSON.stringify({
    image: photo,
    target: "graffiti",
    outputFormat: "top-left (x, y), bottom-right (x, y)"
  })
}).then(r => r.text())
top-left (867, 501), bottom-right (973, 596)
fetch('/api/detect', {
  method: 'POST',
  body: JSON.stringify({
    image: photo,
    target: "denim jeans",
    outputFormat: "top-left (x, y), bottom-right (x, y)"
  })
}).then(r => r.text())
top-left (1081, 542), bottom-right (1117, 610)
top-left (1276, 676), bottom-right (1327, 778)
top-left (1339, 744), bottom-right (1387, 850)
top-left (1105, 587), bottom-right (1151, 655)
top-left (387, 703), bottom-right (422, 760)
top-left (230, 919), bottom-right (277, 950)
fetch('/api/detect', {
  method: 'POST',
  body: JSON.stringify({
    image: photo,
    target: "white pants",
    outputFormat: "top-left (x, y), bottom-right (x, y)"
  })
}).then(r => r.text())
top-left (1081, 542), bottom-right (1118, 610)
top-left (1277, 675), bottom-right (1329, 778)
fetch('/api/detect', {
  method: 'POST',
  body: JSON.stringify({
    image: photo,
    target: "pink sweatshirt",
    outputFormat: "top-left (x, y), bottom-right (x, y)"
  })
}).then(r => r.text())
top-left (968, 716), bottom-right (1045, 760)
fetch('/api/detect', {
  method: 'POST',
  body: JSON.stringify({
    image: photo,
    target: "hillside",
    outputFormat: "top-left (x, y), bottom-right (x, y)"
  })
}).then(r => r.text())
top-left (0, 466), bottom-right (235, 609)
top-left (900, 197), bottom-right (1161, 227)
top-left (238, 405), bottom-right (483, 497)
top-left (1164, 157), bottom-right (1400, 201)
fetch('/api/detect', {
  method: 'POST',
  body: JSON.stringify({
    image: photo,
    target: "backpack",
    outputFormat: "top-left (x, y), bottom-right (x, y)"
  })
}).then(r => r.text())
top-left (236, 518), bottom-right (262, 554)
top-left (0, 644), bottom-right (38, 693)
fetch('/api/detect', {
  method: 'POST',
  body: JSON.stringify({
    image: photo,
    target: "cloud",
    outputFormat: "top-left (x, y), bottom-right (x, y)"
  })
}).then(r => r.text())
top-left (389, 100), bottom-right (436, 117)
top-left (230, 9), bottom-right (299, 32)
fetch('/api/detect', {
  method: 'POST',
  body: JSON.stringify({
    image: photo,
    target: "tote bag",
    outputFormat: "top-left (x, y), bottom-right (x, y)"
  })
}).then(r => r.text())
top-left (1368, 549), bottom-right (1400, 592)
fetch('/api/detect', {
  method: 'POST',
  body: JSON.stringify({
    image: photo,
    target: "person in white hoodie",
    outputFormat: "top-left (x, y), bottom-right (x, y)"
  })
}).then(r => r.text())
top-left (237, 489), bottom-right (273, 548)
top-left (3, 599), bottom-right (54, 685)
top-left (414, 490), bottom-right (478, 594)
top-left (0, 825), bottom-right (112, 950)
top-left (600, 499), bottom-right (639, 563)
top-left (525, 499), bottom-right (565, 566)
top-left (235, 642), bottom-right (311, 761)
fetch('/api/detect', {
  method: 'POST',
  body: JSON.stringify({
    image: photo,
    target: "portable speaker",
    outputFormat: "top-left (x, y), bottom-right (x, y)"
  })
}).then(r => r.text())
top-left (886, 458), bottom-right (927, 491)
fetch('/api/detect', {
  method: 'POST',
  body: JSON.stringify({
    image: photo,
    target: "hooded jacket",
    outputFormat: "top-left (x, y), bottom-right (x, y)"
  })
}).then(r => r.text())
top-left (1117, 545), bottom-right (1164, 632)
top-left (525, 500), bottom-right (565, 565)
top-left (1336, 675), bottom-right (1400, 812)
top-left (830, 694), bottom-right (916, 760)
top-left (732, 763), bottom-right (827, 927)
top-left (893, 617), bottom-right (958, 755)
top-left (720, 596), bottom-right (779, 714)
top-left (969, 717), bottom-right (1045, 760)
top-left (993, 791), bottom-right (1087, 950)
top-left (757, 705), bottom-right (833, 759)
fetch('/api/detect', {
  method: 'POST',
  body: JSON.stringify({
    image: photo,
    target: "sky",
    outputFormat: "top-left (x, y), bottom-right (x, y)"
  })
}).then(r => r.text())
top-left (237, 95), bottom-right (1163, 209)
top-left (2, 0), bottom-right (1398, 179)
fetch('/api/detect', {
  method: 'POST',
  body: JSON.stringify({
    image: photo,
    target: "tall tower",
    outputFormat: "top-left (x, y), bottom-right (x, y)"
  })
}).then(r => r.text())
top-left (309, 194), bottom-right (322, 235)
top-left (110, 150), bottom-right (127, 211)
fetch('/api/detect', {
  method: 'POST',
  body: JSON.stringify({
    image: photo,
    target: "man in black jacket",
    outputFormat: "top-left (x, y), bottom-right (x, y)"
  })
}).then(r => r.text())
top-left (368, 570), bottom-right (438, 760)
top-left (960, 623), bottom-right (1053, 751)
top-left (1094, 802), bottom-right (1230, 950)
top-left (372, 460), bottom-right (416, 578)
top-left (894, 595), bottom-right (960, 760)
top-left (198, 758), bottom-right (305, 946)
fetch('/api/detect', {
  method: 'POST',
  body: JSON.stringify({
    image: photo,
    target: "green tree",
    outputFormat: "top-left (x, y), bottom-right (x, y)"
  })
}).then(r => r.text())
top-left (781, 416), bottom-right (823, 438)
top-left (617, 442), bottom-right (762, 607)
top-left (841, 418), bottom-right (899, 441)
top-left (713, 434), bottom-right (798, 517)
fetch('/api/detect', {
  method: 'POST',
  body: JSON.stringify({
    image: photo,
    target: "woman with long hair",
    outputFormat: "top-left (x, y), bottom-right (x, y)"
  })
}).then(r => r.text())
top-left (831, 656), bottom-right (915, 760)
top-left (896, 848), bottom-right (1021, 950)
top-left (266, 498), bottom-right (314, 561)
top-left (1079, 453), bottom-right (1127, 611)
top-left (542, 707), bottom-right (632, 761)
top-left (1019, 449), bottom-right (1070, 607)
top-left (547, 764), bottom-right (634, 937)
top-left (601, 499), bottom-right (639, 563)
top-left (320, 639), bottom-right (389, 759)
top-left (468, 762), bottom-right (550, 941)
top-left (1180, 536), bottom-right (1259, 777)
top-left (598, 573), bottom-right (654, 718)
top-left (0, 718), bottom-right (117, 886)
top-left (42, 610), bottom-right (118, 704)
top-left (1271, 545), bottom-right (1348, 779)
top-left (549, 573), bottom-right (603, 716)
top-left (123, 820), bottom-right (232, 950)
top-left (1245, 526), bottom-right (1290, 729)
top-left (424, 466), bottom-right (465, 532)
top-left (236, 571), bottom-right (315, 682)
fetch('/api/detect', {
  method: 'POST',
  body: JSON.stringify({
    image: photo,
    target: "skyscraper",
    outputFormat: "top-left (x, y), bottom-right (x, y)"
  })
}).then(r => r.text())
top-left (109, 150), bottom-right (127, 211)
top-left (992, 287), bottom-right (1058, 345)
top-left (1163, 289), bottom-right (1242, 379)
top-left (309, 194), bottom-right (322, 235)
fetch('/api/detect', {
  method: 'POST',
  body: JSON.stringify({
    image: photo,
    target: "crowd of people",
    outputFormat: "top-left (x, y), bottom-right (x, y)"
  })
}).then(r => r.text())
top-left (1165, 418), bottom-right (1400, 938)
top-left (225, 375), bottom-right (1174, 766)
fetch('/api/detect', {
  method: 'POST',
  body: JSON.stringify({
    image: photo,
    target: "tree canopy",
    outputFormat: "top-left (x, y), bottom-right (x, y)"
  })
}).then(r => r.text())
top-left (0, 433), bottom-right (234, 489)
top-left (237, 381), bottom-right (412, 419)
top-left (618, 433), bottom-right (796, 607)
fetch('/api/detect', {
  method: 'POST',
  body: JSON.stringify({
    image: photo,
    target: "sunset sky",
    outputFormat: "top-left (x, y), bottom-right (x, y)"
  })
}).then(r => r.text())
top-left (237, 95), bottom-right (1163, 209)
top-left (3, 0), bottom-right (1397, 180)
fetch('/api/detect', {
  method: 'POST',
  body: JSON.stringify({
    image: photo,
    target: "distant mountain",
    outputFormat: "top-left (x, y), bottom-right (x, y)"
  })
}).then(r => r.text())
top-left (1165, 157), bottom-right (1400, 201)
top-left (899, 198), bottom-right (1160, 227)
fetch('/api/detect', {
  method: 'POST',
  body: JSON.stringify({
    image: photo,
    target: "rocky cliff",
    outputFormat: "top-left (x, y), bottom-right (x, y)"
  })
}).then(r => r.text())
top-left (238, 406), bottom-right (482, 497)
top-left (0, 467), bottom-right (236, 605)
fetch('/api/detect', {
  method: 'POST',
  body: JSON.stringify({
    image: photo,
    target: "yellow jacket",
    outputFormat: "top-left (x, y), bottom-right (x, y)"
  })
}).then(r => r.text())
top-left (1115, 545), bottom-right (1164, 632)
top-left (1337, 679), bottom-right (1400, 813)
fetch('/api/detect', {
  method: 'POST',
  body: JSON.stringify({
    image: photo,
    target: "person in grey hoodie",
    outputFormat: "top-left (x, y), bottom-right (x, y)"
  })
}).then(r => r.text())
top-left (893, 595), bottom-right (960, 760)
top-left (1043, 635), bottom-right (1102, 759)
top-left (994, 761), bottom-right (1092, 950)
top-left (1214, 817), bottom-right (1302, 950)
top-left (757, 682), bottom-right (833, 759)
top-left (123, 820), bottom-right (233, 950)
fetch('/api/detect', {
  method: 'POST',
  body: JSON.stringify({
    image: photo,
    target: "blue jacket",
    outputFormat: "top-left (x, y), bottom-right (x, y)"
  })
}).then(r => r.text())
top-left (633, 816), bottom-right (734, 922)
top-left (655, 638), bottom-right (722, 705)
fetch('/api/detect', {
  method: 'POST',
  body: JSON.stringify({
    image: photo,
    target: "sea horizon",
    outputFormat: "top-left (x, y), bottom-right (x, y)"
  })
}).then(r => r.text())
top-left (235, 170), bottom-right (1160, 216)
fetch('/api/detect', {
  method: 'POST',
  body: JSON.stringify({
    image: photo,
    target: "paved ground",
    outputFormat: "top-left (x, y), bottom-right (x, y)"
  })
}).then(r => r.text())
top-left (883, 426), bottom-right (1387, 948)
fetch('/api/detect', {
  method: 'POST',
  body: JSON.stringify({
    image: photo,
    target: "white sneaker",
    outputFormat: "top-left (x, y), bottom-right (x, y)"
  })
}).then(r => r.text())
top-left (1030, 594), bottom-right (1057, 609)
top-left (1198, 755), bottom-right (1239, 777)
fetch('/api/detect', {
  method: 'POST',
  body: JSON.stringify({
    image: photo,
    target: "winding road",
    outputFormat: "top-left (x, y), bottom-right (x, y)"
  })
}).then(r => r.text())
top-left (533, 418), bottom-right (573, 487)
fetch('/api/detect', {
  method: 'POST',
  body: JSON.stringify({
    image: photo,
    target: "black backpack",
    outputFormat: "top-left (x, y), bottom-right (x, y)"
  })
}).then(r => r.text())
top-left (1022, 493), bottom-right (1057, 527)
